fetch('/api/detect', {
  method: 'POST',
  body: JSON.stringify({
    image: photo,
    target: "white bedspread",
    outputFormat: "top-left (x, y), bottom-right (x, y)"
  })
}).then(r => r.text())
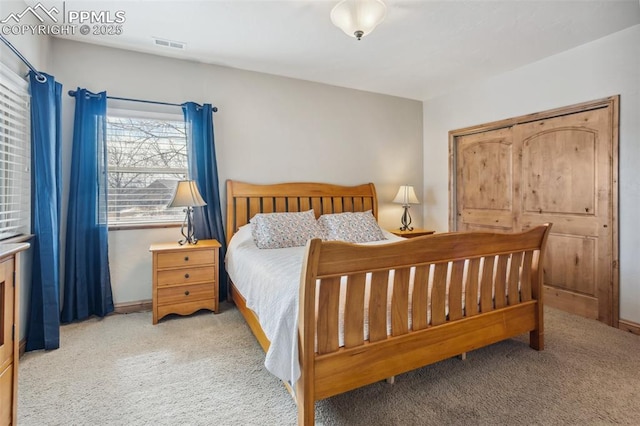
top-left (225, 225), bottom-right (404, 390)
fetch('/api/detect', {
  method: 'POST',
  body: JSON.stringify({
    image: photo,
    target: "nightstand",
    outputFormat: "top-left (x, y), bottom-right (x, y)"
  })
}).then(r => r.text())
top-left (149, 239), bottom-right (221, 324)
top-left (389, 228), bottom-right (435, 239)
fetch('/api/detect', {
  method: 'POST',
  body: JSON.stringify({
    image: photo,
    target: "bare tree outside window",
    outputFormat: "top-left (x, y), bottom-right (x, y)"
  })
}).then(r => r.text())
top-left (106, 115), bottom-right (188, 223)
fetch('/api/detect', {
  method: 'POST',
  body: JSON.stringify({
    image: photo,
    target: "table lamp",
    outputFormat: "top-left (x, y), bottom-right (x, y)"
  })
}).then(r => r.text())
top-left (392, 185), bottom-right (419, 231)
top-left (167, 180), bottom-right (207, 245)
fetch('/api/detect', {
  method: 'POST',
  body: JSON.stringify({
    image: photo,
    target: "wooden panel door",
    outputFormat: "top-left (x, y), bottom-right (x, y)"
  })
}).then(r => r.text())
top-left (455, 127), bottom-right (517, 232)
top-left (516, 108), bottom-right (614, 324)
top-left (451, 97), bottom-right (618, 326)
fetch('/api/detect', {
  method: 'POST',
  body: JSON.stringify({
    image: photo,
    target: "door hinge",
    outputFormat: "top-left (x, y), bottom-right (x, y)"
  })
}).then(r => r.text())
top-left (13, 270), bottom-right (16, 287)
top-left (12, 324), bottom-right (15, 341)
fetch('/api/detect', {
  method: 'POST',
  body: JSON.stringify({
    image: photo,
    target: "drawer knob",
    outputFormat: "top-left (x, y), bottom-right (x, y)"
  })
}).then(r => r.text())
top-left (184, 290), bottom-right (190, 296)
top-left (184, 256), bottom-right (189, 261)
top-left (184, 273), bottom-right (190, 279)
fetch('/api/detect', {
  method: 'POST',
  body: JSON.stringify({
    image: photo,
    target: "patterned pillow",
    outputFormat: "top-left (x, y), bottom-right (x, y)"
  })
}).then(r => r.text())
top-left (318, 211), bottom-right (387, 243)
top-left (250, 210), bottom-right (323, 249)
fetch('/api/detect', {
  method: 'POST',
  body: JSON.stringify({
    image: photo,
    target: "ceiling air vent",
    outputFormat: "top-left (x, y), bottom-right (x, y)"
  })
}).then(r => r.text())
top-left (153, 38), bottom-right (186, 50)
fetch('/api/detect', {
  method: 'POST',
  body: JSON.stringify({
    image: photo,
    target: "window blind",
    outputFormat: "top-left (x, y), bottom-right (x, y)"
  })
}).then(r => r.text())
top-left (0, 63), bottom-right (30, 240)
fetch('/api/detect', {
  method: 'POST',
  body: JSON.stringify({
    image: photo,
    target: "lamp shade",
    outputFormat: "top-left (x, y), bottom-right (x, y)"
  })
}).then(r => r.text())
top-left (330, 0), bottom-right (387, 40)
top-left (393, 185), bottom-right (419, 205)
top-left (167, 180), bottom-right (207, 208)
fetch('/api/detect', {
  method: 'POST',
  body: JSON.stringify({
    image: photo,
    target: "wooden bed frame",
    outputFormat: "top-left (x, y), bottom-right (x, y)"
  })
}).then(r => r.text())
top-left (226, 180), bottom-right (551, 425)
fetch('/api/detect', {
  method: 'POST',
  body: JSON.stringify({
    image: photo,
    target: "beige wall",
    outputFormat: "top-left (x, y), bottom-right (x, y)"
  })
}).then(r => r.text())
top-left (423, 25), bottom-right (640, 324)
top-left (0, 2), bottom-right (50, 76)
top-left (50, 38), bottom-right (424, 305)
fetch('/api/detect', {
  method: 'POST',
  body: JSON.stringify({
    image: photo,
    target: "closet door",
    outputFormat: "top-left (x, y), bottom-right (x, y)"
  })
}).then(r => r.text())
top-left (515, 107), bottom-right (614, 324)
top-left (455, 127), bottom-right (518, 233)
top-left (450, 97), bottom-right (618, 326)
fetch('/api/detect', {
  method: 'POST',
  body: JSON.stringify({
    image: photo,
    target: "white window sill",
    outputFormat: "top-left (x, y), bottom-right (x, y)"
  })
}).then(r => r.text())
top-left (108, 222), bottom-right (181, 231)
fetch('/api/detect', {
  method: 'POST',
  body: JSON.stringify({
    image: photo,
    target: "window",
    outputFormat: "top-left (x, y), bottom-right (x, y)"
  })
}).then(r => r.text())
top-left (0, 63), bottom-right (30, 240)
top-left (106, 110), bottom-right (187, 224)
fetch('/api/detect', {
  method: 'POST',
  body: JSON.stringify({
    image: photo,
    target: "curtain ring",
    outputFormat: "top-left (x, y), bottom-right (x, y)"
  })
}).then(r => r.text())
top-left (35, 73), bottom-right (47, 83)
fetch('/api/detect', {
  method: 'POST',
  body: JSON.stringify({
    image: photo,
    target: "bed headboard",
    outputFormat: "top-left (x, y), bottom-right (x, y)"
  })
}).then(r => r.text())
top-left (226, 180), bottom-right (378, 244)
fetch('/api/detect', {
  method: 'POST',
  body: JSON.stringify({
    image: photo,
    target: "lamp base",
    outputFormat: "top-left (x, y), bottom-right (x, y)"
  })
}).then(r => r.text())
top-left (399, 205), bottom-right (413, 232)
top-left (178, 207), bottom-right (199, 245)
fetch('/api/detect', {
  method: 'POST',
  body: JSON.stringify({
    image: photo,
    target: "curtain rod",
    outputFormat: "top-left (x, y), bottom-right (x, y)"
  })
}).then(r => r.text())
top-left (67, 90), bottom-right (218, 112)
top-left (0, 34), bottom-right (47, 82)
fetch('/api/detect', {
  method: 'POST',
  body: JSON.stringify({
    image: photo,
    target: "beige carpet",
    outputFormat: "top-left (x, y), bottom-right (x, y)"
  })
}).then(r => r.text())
top-left (19, 304), bottom-right (640, 425)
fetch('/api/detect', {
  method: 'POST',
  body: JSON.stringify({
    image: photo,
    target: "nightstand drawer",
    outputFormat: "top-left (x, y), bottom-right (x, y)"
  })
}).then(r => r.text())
top-left (157, 250), bottom-right (215, 269)
top-left (157, 266), bottom-right (216, 287)
top-left (157, 283), bottom-right (216, 306)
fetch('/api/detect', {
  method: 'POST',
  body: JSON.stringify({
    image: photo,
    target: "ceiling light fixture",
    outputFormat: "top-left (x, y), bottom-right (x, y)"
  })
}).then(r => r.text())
top-left (330, 0), bottom-right (387, 41)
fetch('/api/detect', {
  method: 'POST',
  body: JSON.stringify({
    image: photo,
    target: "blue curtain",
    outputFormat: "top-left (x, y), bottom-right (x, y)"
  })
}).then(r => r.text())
top-left (182, 103), bottom-right (226, 300)
top-left (61, 88), bottom-right (113, 323)
top-left (26, 71), bottom-right (61, 351)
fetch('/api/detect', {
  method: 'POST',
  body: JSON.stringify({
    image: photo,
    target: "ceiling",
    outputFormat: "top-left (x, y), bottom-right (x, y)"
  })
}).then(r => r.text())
top-left (22, 0), bottom-right (640, 100)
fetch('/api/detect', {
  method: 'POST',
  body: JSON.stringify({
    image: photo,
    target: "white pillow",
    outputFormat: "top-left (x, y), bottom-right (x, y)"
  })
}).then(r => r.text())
top-left (318, 211), bottom-right (387, 243)
top-left (250, 210), bottom-right (323, 249)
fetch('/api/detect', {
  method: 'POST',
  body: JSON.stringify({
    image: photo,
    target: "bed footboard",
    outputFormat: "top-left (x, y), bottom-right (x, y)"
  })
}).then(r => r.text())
top-left (296, 224), bottom-right (551, 425)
